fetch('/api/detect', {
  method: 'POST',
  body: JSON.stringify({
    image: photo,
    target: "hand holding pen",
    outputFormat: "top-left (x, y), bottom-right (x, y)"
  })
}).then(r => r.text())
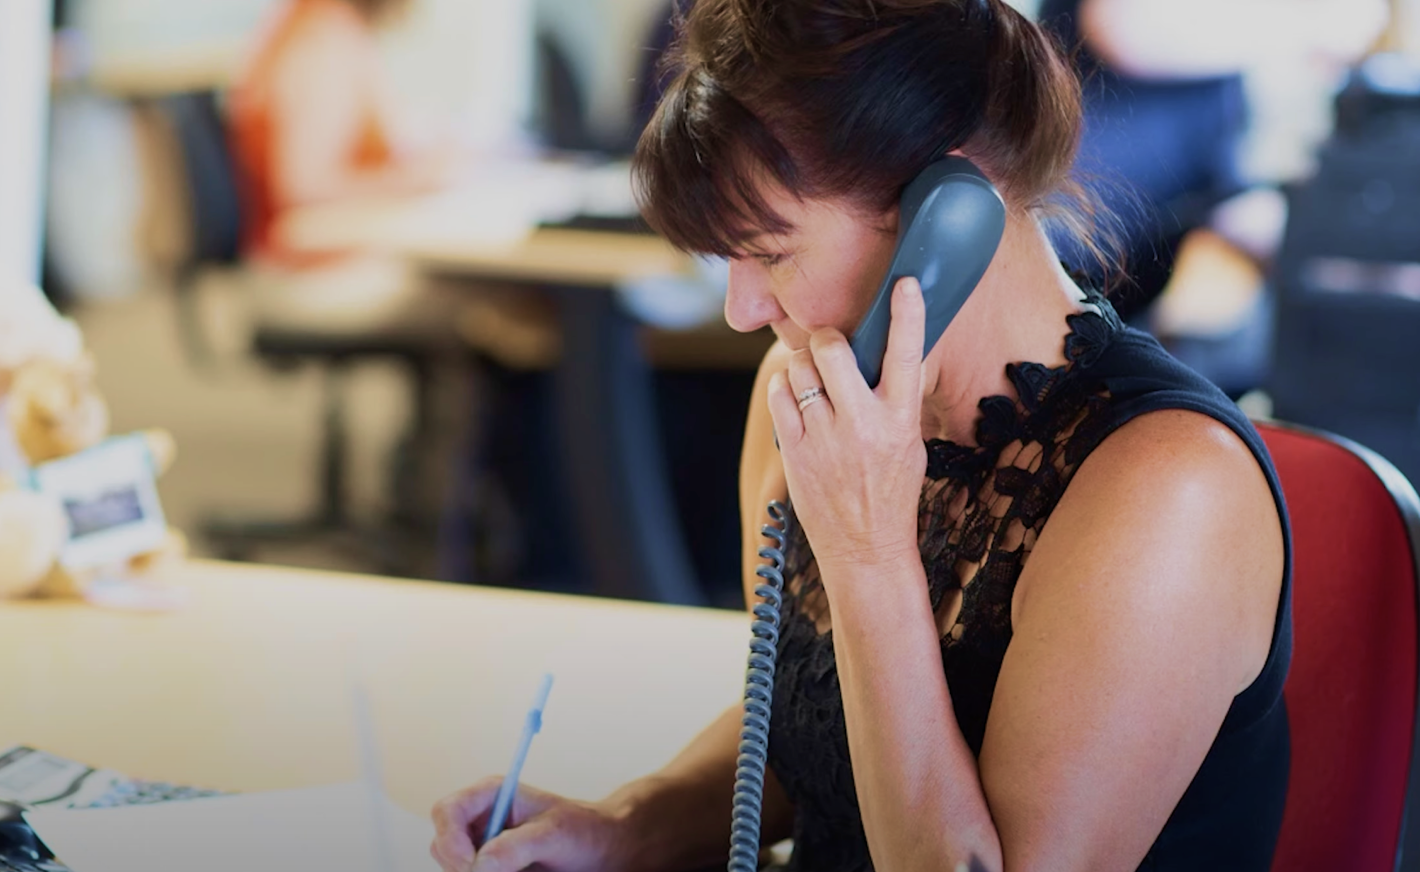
top-left (430, 674), bottom-right (643, 872)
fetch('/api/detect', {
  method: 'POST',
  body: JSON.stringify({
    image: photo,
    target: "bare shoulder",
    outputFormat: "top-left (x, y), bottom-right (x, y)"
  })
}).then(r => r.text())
top-left (1019, 408), bottom-right (1284, 690)
top-left (1078, 408), bottom-right (1276, 510)
top-left (1070, 410), bottom-right (1282, 576)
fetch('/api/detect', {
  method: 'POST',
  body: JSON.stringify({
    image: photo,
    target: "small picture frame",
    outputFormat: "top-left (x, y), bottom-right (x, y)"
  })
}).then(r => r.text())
top-left (27, 434), bottom-right (169, 571)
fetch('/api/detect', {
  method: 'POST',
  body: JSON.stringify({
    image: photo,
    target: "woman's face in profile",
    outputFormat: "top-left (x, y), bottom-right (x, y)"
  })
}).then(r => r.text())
top-left (724, 184), bottom-right (899, 351)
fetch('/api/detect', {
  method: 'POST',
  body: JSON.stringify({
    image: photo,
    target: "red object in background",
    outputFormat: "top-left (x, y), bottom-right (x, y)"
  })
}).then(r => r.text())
top-left (1260, 420), bottom-right (1420, 872)
top-left (227, 0), bottom-right (394, 267)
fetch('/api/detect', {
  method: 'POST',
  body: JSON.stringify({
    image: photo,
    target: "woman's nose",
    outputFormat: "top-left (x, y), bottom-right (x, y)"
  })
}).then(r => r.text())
top-left (724, 261), bottom-right (779, 333)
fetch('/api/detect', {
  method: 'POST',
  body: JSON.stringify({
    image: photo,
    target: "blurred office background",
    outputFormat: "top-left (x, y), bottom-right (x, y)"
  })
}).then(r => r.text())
top-left (7, 0), bottom-right (1420, 606)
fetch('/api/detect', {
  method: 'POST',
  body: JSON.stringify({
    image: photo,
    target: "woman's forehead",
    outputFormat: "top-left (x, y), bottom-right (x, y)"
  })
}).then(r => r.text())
top-left (728, 200), bottom-right (898, 258)
top-left (732, 180), bottom-right (873, 224)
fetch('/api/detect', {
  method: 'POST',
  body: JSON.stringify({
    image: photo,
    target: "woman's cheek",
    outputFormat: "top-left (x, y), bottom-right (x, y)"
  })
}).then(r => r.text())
top-left (785, 280), bottom-right (869, 338)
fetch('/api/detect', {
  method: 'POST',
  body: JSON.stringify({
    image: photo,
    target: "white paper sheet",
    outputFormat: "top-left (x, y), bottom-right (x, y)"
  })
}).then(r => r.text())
top-left (25, 782), bottom-right (439, 872)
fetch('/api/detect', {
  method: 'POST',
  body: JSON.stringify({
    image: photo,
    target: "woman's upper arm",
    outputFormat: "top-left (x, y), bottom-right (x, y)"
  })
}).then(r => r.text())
top-left (739, 342), bottom-right (791, 609)
top-left (979, 410), bottom-right (1284, 871)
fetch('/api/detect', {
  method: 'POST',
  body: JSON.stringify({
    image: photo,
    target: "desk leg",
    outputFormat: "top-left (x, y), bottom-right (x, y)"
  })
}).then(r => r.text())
top-left (553, 287), bottom-right (704, 605)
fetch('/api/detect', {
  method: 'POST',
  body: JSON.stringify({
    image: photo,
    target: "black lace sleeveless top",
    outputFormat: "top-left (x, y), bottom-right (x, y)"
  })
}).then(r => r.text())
top-left (767, 294), bottom-right (1293, 872)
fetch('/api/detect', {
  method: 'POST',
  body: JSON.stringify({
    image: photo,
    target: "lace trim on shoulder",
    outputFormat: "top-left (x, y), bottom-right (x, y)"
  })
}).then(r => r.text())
top-left (924, 288), bottom-right (1122, 481)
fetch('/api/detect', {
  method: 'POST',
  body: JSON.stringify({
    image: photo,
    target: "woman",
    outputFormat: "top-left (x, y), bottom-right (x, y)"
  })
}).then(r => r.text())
top-left (229, 0), bottom-right (451, 268)
top-left (431, 1), bottom-right (1291, 870)
top-left (227, 0), bottom-right (465, 339)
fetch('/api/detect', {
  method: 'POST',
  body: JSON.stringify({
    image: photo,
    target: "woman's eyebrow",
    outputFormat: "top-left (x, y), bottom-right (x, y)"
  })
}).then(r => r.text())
top-left (726, 230), bottom-right (769, 257)
top-left (732, 239), bottom-right (796, 259)
top-left (738, 226), bottom-right (798, 249)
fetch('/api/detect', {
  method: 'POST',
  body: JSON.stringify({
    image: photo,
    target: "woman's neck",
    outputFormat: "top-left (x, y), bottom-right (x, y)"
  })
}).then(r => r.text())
top-left (919, 215), bottom-right (1087, 445)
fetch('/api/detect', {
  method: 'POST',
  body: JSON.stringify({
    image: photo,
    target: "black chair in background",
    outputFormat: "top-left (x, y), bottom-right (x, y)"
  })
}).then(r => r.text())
top-left (159, 93), bottom-right (243, 370)
top-left (1267, 100), bottom-right (1420, 485)
top-left (157, 91), bottom-right (455, 577)
top-left (531, 32), bottom-right (600, 154)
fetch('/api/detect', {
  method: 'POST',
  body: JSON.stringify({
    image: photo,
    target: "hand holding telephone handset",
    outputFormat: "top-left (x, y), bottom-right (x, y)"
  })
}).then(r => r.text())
top-left (729, 157), bottom-right (1006, 871)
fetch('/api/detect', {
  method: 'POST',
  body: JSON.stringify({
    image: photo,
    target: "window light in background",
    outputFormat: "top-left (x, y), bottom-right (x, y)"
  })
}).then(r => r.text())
top-left (0, 0), bottom-right (53, 287)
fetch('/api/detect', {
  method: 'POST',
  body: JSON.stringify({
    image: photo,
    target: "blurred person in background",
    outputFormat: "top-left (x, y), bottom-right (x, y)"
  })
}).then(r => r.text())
top-left (227, 0), bottom-right (477, 346)
top-left (229, 0), bottom-right (454, 272)
top-left (1040, 0), bottom-right (1389, 394)
top-left (224, 0), bottom-right (478, 575)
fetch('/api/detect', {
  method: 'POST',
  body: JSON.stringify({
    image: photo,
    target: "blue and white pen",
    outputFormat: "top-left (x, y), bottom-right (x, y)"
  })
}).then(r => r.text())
top-left (484, 673), bottom-right (554, 844)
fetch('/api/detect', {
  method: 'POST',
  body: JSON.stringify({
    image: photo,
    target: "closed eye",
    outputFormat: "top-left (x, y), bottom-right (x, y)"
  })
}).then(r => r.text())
top-left (755, 253), bottom-right (787, 268)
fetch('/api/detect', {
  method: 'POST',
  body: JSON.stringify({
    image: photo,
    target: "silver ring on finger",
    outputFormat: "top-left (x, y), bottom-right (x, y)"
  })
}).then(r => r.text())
top-left (797, 386), bottom-right (827, 412)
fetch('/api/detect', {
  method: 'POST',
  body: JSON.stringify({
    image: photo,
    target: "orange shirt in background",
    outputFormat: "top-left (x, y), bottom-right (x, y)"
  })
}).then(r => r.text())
top-left (228, 0), bottom-right (394, 266)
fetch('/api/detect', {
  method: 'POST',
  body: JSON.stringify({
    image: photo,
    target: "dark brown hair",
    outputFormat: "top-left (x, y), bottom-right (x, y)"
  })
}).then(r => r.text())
top-left (633, 0), bottom-right (1114, 270)
top-left (338, 0), bottom-right (411, 23)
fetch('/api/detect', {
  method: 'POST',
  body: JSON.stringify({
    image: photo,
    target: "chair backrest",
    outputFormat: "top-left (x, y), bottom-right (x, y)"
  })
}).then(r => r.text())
top-left (531, 31), bottom-right (596, 153)
top-left (1260, 420), bottom-right (1420, 872)
top-left (150, 91), bottom-right (244, 369)
top-left (157, 91), bottom-right (243, 271)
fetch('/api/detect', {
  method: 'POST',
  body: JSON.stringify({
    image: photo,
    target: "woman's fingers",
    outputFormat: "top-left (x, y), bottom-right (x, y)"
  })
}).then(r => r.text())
top-left (469, 818), bottom-right (563, 872)
top-left (786, 347), bottom-right (833, 422)
top-left (430, 780), bottom-right (551, 871)
top-left (767, 370), bottom-right (806, 446)
top-left (808, 327), bottom-right (871, 413)
top-left (430, 840), bottom-right (468, 872)
top-left (431, 778), bottom-right (500, 870)
top-left (879, 277), bottom-right (926, 408)
top-left (807, 279), bottom-right (922, 414)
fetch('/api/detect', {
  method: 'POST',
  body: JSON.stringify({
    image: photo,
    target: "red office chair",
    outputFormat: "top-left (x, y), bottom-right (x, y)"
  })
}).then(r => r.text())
top-left (1260, 420), bottom-right (1420, 872)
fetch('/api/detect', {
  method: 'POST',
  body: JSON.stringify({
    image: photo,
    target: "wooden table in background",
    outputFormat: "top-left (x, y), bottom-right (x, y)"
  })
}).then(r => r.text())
top-left (0, 561), bottom-right (750, 815)
top-left (281, 186), bottom-right (749, 605)
top-left (413, 227), bottom-right (691, 287)
top-left (419, 227), bottom-right (721, 605)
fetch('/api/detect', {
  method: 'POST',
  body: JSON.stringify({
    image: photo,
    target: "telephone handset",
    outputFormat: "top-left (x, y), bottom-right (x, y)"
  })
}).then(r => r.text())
top-left (727, 158), bottom-right (1007, 872)
top-left (850, 156), bottom-right (1008, 388)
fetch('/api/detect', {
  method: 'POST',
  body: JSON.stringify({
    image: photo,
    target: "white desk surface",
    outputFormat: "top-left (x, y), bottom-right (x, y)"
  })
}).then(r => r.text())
top-left (0, 561), bottom-right (750, 815)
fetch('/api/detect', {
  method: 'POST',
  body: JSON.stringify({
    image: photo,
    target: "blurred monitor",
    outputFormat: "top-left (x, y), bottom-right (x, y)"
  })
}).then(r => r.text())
top-left (530, 0), bottom-right (670, 157)
top-left (1336, 53), bottom-right (1420, 142)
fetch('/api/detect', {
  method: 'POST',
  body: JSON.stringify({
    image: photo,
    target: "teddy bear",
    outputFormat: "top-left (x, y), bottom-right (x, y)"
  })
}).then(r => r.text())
top-left (0, 282), bottom-right (186, 601)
